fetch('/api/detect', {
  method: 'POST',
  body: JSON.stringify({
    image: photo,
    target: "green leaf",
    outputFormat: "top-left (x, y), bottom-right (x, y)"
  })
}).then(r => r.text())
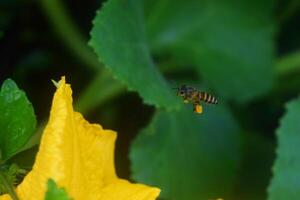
top-left (130, 105), bottom-right (242, 200)
top-left (45, 179), bottom-right (71, 200)
top-left (0, 79), bottom-right (36, 160)
top-left (235, 132), bottom-right (275, 200)
top-left (267, 96), bottom-right (300, 200)
top-left (90, 0), bottom-right (180, 110)
top-left (145, 0), bottom-right (275, 103)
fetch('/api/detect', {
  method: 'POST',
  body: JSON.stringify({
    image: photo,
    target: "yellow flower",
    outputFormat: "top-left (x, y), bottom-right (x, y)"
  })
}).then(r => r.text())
top-left (0, 77), bottom-right (160, 200)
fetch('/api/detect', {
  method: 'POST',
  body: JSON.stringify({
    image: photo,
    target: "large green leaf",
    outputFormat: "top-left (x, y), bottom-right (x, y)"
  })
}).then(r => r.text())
top-left (235, 132), bottom-right (274, 200)
top-left (0, 79), bottom-right (36, 160)
top-left (267, 96), bottom-right (300, 200)
top-left (45, 179), bottom-right (71, 200)
top-left (90, 0), bottom-right (179, 110)
top-left (130, 105), bottom-right (242, 200)
top-left (145, 0), bottom-right (275, 103)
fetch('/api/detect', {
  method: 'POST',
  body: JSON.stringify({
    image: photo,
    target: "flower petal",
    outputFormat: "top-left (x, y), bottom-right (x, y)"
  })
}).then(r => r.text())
top-left (99, 180), bottom-right (160, 200)
top-left (0, 77), bottom-right (160, 200)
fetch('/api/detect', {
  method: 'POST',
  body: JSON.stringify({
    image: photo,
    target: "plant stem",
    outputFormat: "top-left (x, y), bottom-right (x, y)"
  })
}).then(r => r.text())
top-left (75, 70), bottom-right (126, 114)
top-left (39, 0), bottom-right (101, 71)
top-left (0, 169), bottom-right (19, 200)
top-left (276, 51), bottom-right (300, 76)
top-left (39, 0), bottom-right (127, 113)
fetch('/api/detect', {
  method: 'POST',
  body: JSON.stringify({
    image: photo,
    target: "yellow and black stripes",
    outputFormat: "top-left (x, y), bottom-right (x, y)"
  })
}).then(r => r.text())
top-left (199, 92), bottom-right (218, 104)
top-left (175, 85), bottom-right (218, 114)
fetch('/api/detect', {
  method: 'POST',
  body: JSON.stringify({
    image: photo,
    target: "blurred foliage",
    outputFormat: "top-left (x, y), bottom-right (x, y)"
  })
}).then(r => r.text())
top-left (0, 0), bottom-right (300, 199)
top-left (130, 105), bottom-right (241, 200)
top-left (144, 0), bottom-right (275, 103)
top-left (268, 96), bottom-right (300, 200)
top-left (90, 0), bottom-right (180, 110)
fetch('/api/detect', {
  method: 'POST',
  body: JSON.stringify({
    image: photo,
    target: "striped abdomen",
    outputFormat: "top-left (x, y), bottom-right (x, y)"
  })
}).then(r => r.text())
top-left (199, 92), bottom-right (218, 104)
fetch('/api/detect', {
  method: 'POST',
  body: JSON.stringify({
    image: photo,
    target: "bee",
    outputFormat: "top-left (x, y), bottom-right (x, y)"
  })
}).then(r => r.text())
top-left (174, 85), bottom-right (218, 113)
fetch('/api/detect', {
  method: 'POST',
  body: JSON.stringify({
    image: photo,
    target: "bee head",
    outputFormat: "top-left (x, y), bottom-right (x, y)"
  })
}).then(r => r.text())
top-left (172, 85), bottom-right (188, 97)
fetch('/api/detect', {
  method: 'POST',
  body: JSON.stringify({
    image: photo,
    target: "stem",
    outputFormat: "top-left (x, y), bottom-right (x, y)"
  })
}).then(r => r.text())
top-left (39, 0), bottom-right (101, 71)
top-left (39, 0), bottom-right (127, 113)
top-left (276, 51), bottom-right (300, 76)
top-left (75, 70), bottom-right (126, 114)
top-left (0, 170), bottom-right (19, 200)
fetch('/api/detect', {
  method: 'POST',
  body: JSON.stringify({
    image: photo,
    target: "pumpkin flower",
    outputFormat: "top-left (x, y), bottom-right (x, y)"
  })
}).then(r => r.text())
top-left (0, 77), bottom-right (160, 200)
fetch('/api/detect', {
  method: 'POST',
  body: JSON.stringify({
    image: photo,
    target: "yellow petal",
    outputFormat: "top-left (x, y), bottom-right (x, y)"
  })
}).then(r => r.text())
top-left (100, 180), bottom-right (160, 200)
top-left (0, 77), bottom-right (160, 200)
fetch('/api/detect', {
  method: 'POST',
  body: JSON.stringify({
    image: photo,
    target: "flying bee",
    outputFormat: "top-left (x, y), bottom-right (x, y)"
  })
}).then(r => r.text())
top-left (174, 85), bottom-right (218, 114)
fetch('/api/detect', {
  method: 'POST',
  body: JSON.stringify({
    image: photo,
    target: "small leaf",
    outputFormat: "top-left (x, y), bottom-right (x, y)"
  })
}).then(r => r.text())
top-left (145, 0), bottom-right (275, 103)
top-left (0, 79), bottom-right (36, 160)
top-left (90, 0), bottom-right (180, 110)
top-left (267, 96), bottom-right (300, 200)
top-left (45, 179), bottom-right (71, 200)
top-left (130, 105), bottom-right (242, 200)
top-left (0, 163), bottom-right (26, 195)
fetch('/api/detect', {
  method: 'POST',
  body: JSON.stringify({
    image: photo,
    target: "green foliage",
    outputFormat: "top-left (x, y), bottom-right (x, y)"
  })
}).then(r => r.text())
top-left (0, 164), bottom-right (26, 195)
top-left (0, 79), bottom-right (36, 161)
top-left (267, 96), bottom-right (300, 200)
top-left (90, 0), bottom-right (180, 110)
top-left (130, 105), bottom-right (242, 200)
top-left (235, 133), bottom-right (275, 200)
top-left (45, 179), bottom-right (71, 200)
top-left (145, 0), bottom-right (275, 103)
top-left (74, 70), bottom-right (125, 114)
top-left (2, 0), bottom-right (300, 199)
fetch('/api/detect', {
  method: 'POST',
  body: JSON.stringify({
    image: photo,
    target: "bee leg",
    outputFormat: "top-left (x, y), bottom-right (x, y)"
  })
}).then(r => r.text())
top-left (193, 103), bottom-right (202, 114)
